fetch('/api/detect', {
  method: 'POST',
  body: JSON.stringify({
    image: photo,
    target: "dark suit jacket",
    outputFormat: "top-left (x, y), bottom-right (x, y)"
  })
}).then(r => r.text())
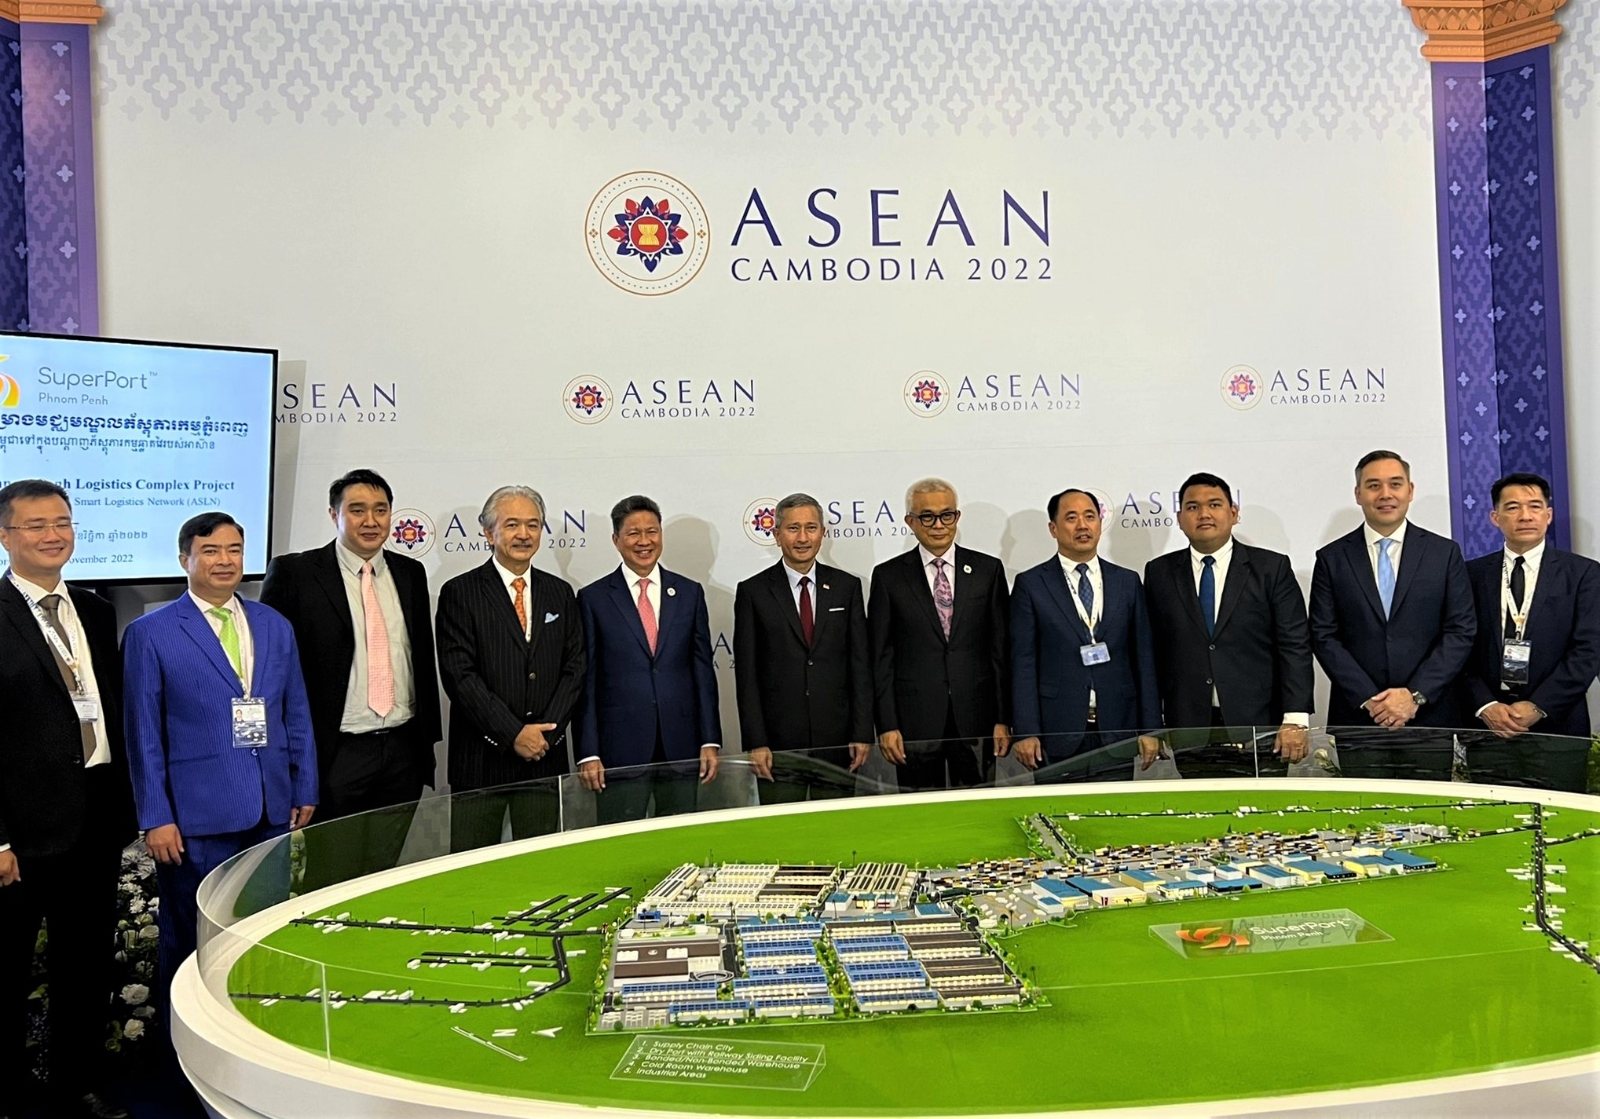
top-left (123, 596), bottom-right (318, 836)
top-left (1309, 523), bottom-right (1476, 728)
top-left (734, 561), bottom-right (872, 752)
top-left (435, 560), bottom-right (585, 791)
top-left (1010, 556), bottom-right (1161, 757)
top-left (1464, 547), bottom-right (1600, 737)
top-left (1144, 542), bottom-right (1314, 730)
top-left (0, 579), bottom-right (135, 856)
top-left (260, 541), bottom-right (442, 788)
top-left (868, 546), bottom-right (1009, 742)
top-left (576, 567), bottom-right (721, 768)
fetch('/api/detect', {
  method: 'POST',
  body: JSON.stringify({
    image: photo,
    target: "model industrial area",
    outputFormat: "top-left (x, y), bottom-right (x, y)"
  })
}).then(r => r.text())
top-left (591, 809), bottom-right (1449, 1031)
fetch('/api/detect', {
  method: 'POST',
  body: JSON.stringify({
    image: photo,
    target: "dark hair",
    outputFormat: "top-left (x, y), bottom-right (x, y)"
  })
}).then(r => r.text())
top-left (1047, 488), bottom-right (1097, 521)
top-left (610, 495), bottom-right (662, 534)
top-left (179, 512), bottom-right (243, 555)
top-left (1355, 449), bottom-right (1410, 480)
top-left (774, 492), bottom-right (823, 525)
top-left (1491, 472), bottom-right (1552, 505)
top-left (329, 468), bottom-right (394, 508)
top-left (0, 479), bottom-right (70, 526)
top-left (1178, 472), bottom-right (1234, 508)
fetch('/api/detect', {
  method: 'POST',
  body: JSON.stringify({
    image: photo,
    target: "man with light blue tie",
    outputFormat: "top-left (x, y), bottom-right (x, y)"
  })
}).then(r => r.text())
top-left (123, 512), bottom-right (317, 1021)
top-left (1309, 450), bottom-right (1476, 749)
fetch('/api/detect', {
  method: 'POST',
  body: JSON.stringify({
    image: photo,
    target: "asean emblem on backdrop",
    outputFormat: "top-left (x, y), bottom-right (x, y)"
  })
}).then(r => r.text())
top-left (903, 370), bottom-right (950, 418)
top-left (0, 355), bottom-right (18, 408)
top-left (1220, 364), bottom-right (1264, 410)
top-left (585, 172), bottom-right (711, 296)
top-left (563, 376), bottom-right (613, 425)
top-left (387, 509), bottom-right (436, 558)
top-left (742, 498), bottom-right (779, 546)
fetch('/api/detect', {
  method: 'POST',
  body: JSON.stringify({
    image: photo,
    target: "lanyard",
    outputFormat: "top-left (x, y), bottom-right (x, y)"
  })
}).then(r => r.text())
top-left (8, 571), bottom-right (86, 695)
top-left (1504, 559), bottom-right (1533, 641)
top-left (1066, 563), bottom-right (1102, 639)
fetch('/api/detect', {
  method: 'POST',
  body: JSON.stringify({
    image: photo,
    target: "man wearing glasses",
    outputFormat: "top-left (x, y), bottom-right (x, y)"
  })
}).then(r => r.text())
top-left (0, 481), bottom-right (135, 1119)
top-left (868, 478), bottom-right (1011, 788)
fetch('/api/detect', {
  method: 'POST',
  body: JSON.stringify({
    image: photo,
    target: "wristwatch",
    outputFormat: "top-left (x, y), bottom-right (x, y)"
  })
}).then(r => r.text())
top-left (1409, 690), bottom-right (1427, 708)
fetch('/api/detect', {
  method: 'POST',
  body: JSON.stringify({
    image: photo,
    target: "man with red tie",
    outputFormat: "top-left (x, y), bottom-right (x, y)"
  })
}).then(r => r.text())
top-left (576, 496), bottom-right (721, 823)
top-left (734, 493), bottom-right (873, 803)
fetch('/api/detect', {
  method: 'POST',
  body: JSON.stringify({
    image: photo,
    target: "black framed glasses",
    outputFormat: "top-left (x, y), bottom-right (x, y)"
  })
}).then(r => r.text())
top-left (913, 510), bottom-right (960, 527)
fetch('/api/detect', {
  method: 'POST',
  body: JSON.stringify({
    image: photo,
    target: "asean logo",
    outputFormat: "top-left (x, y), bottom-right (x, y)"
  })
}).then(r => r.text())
top-left (1220, 364), bottom-right (1263, 411)
top-left (387, 508), bottom-right (436, 558)
top-left (585, 172), bottom-right (711, 297)
top-left (903, 370), bottom-right (949, 418)
top-left (0, 355), bottom-right (17, 408)
top-left (563, 376), bottom-right (613, 425)
top-left (1176, 925), bottom-right (1251, 951)
top-left (742, 497), bottom-right (779, 546)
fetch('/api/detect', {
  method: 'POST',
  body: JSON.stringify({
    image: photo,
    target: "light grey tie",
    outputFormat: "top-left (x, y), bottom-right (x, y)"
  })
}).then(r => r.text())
top-left (38, 594), bottom-right (96, 764)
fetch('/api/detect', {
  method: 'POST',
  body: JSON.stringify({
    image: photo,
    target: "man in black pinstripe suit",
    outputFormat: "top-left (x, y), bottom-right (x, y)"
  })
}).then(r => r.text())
top-left (436, 486), bottom-right (586, 851)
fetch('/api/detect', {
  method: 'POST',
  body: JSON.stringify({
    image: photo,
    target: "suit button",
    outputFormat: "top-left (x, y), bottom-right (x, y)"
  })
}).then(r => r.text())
top-left (1205, 678), bottom-right (1213, 686)
top-left (807, 660), bottom-right (814, 667)
top-left (252, 748), bottom-right (260, 756)
top-left (1208, 644), bottom-right (1216, 651)
top-left (528, 672), bottom-right (537, 681)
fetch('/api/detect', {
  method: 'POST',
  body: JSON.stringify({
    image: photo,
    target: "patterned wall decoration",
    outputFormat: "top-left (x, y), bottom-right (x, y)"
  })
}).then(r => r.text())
top-left (20, 23), bottom-right (97, 335)
top-left (1433, 46), bottom-right (1569, 555)
top-left (0, 18), bottom-right (25, 331)
top-left (90, 0), bottom-right (1440, 138)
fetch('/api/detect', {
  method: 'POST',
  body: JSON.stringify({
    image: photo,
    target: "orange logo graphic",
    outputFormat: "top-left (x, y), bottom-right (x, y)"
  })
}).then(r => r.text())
top-left (1176, 926), bottom-right (1251, 950)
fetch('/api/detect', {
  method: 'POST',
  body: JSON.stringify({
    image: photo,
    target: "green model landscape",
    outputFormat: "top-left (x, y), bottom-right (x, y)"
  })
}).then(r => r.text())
top-left (227, 790), bottom-right (1600, 1113)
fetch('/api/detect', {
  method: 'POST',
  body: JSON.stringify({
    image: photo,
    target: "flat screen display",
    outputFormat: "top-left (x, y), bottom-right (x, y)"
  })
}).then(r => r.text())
top-left (0, 331), bottom-right (276, 583)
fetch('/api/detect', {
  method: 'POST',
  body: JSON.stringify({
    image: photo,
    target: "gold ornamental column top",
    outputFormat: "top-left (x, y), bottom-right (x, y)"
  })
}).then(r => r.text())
top-left (5, 0), bottom-right (106, 24)
top-left (1402, 0), bottom-right (1567, 62)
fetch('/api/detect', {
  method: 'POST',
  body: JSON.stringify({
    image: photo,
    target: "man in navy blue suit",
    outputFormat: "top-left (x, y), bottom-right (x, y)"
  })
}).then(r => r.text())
top-left (1010, 488), bottom-right (1161, 768)
top-left (1309, 450), bottom-right (1476, 775)
top-left (1463, 472), bottom-right (1600, 790)
top-left (123, 513), bottom-right (317, 1016)
top-left (576, 496), bottom-right (721, 823)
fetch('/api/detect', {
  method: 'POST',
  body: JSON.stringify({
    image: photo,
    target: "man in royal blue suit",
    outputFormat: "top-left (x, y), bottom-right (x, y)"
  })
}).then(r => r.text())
top-left (1309, 450), bottom-right (1476, 777)
top-left (1010, 488), bottom-right (1162, 769)
top-left (576, 496), bottom-right (721, 824)
top-left (1463, 472), bottom-right (1600, 790)
top-left (124, 513), bottom-right (317, 1015)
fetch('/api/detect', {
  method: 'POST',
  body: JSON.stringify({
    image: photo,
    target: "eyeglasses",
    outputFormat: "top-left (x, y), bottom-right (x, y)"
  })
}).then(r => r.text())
top-left (913, 511), bottom-right (960, 527)
top-left (1, 520), bottom-right (76, 535)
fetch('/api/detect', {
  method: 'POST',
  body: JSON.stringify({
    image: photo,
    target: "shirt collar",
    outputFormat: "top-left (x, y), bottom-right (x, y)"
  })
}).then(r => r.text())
top-left (335, 540), bottom-right (388, 577)
top-left (1363, 519), bottom-right (1408, 549)
top-left (189, 590), bottom-right (242, 618)
top-left (1057, 553), bottom-right (1099, 577)
top-left (6, 570), bottom-right (64, 603)
top-left (492, 558), bottom-right (532, 587)
top-left (1505, 539), bottom-right (1547, 570)
top-left (918, 543), bottom-right (955, 570)
top-left (620, 563), bottom-right (660, 591)
top-left (1190, 538), bottom-right (1234, 568)
top-left (784, 561), bottom-right (818, 592)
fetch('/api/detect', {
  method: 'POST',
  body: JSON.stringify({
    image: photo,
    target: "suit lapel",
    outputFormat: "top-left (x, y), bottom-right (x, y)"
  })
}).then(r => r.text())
top-left (1212, 546), bottom-right (1251, 636)
top-left (1170, 555), bottom-right (1209, 640)
top-left (0, 579), bottom-right (69, 689)
top-left (1343, 530), bottom-right (1387, 623)
top-left (1041, 558), bottom-right (1091, 644)
top-left (609, 569), bottom-right (655, 657)
top-left (478, 562), bottom-right (529, 646)
top-left (809, 565), bottom-right (834, 647)
top-left (767, 563), bottom-right (807, 647)
top-left (1389, 527), bottom-right (1425, 618)
top-left (177, 597), bottom-right (244, 696)
top-left (242, 601), bottom-right (269, 696)
top-left (310, 543), bottom-right (355, 640)
top-left (1525, 549), bottom-right (1563, 635)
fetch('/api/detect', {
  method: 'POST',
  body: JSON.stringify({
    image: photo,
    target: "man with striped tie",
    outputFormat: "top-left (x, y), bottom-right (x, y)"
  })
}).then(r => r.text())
top-left (123, 513), bottom-right (317, 1024)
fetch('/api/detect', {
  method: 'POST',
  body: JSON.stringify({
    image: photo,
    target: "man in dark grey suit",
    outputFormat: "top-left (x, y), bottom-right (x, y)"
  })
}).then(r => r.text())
top-left (869, 478), bottom-right (1010, 789)
top-left (1309, 450), bottom-right (1476, 777)
top-left (1144, 472), bottom-right (1313, 759)
top-left (436, 486), bottom-right (585, 851)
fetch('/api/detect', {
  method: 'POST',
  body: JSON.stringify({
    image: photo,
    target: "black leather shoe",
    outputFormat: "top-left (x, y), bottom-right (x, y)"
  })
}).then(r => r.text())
top-left (67, 1092), bottom-right (131, 1119)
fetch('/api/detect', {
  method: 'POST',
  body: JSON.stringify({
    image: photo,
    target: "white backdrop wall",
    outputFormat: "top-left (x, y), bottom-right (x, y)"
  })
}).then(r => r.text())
top-left (83, 1), bottom-right (1550, 755)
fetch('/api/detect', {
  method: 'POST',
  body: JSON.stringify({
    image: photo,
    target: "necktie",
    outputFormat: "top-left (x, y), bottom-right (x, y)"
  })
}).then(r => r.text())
top-left (1199, 555), bottom-right (1216, 636)
top-left (1505, 555), bottom-right (1527, 639)
top-left (931, 558), bottom-right (953, 639)
top-left (362, 562), bottom-right (394, 717)
top-left (637, 576), bottom-right (659, 655)
top-left (1376, 537), bottom-right (1396, 619)
top-left (1075, 562), bottom-right (1094, 634)
top-left (38, 594), bottom-right (95, 763)
top-left (208, 606), bottom-right (245, 684)
top-left (798, 575), bottom-right (815, 646)
top-left (511, 576), bottom-right (528, 636)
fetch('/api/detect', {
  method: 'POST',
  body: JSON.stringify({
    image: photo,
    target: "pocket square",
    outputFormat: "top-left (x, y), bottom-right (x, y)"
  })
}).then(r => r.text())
top-left (828, 606), bottom-right (845, 612)
top-left (544, 612), bottom-right (559, 623)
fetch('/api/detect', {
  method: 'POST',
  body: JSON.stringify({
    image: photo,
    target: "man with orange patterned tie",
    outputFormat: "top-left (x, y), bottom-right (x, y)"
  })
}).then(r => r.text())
top-left (435, 486), bottom-right (585, 851)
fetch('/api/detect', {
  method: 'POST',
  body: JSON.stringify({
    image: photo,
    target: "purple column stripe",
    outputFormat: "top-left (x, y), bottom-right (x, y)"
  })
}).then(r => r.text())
top-left (19, 22), bottom-right (97, 337)
top-left (0, 17), bottom-right (23, 331)
top-left (1527, 47), bottom-right (1571, 552)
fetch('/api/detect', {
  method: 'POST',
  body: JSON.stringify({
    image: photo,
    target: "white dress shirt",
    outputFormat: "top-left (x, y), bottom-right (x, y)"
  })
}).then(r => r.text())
top-left (492, 557), bottom-right (534, 640)
top-left (918, 544), bottom-right (957, 599)
top-left (783, 560), bottom-right (818, 614)
top-left (1188, 540), bottom-right (1307, 726)
top-left (190, 590), bottom-right (255, 693)
top-left (1057, 553), bottom-right (1103, 708)
top-left (8, 571), bottom-right (110, 766)
top-left (1363, 519), bottom-right (1408, 584)
top-left (1476, 540), bottom-right (1547, 715)
top-left (335, 542), bottom-right (416, 733)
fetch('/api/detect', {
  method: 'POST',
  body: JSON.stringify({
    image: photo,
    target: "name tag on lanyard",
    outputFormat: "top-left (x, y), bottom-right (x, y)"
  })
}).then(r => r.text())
top-left (232, 697), bottom-right (268, 748)
top-left (1502, 639), bottom-right (1532, 686)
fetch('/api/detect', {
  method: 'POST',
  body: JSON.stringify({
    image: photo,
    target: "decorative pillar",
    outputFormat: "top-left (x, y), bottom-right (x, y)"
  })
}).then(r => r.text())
top-left (1404, 0), bottom-right (1571, 554)
top-left (5, 0), bottom-right (102, 335)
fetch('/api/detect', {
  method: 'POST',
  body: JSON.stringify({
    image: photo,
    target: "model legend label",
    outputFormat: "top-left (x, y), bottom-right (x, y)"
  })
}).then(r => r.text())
top-left (1151, 909), bottom-right (1391, 958)
top-left (611, 1037), bottom-right (825, 1090)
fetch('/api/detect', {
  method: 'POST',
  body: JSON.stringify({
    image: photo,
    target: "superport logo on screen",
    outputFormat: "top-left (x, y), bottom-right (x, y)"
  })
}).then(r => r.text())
top-left (904, 369), bottom-right (1084, 418)
top-left (561, 374), bottom-right (757, 424)
top-left (585, 172), bottom-right (712, 296)
top-left (0, 356), bottom-right (18, 408)
top-left (1220, 364), bottom-right (1389, 410)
